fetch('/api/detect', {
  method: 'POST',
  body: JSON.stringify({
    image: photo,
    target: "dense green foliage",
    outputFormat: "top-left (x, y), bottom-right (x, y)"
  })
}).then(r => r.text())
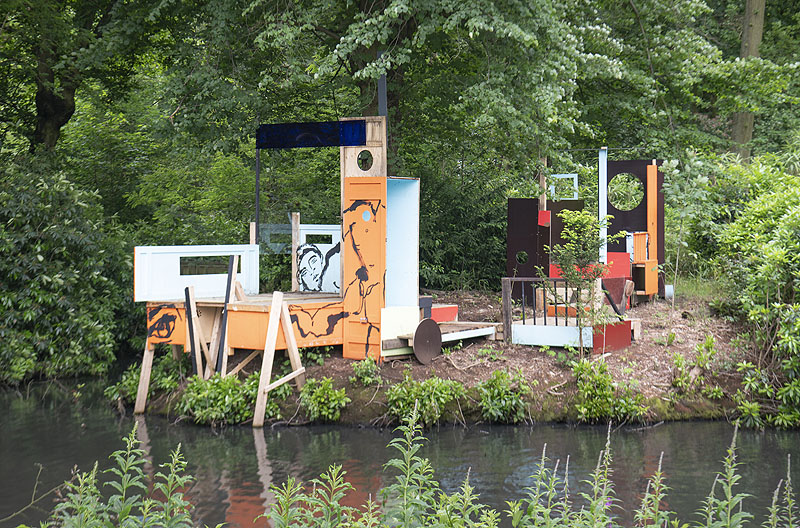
top-left (571, 358), bottom-right (648, 423)
top-left (349, 357), bottom-right (382, 387)
top-left (105, 353), bottom-right (191, 404)
top-left (476, 368), bottom-right (531, 424)
top-left (2, 0), bottom-right (800, 413)
top-left (386, 370), bottom-right (465, 426)
top-left (178, 373), bottom-right (289, 426)
top-left (298, 377), bottom-right (351, 422)
top-left (0, 159), bottom-right (133, 384)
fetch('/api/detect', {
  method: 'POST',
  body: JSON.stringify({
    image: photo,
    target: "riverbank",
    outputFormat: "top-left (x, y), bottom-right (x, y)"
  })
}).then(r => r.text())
top-left (139, 287), bottom-right (742, 427)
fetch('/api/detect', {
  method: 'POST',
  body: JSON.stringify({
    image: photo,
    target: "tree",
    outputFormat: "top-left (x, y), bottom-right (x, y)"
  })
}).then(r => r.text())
top-left (0, 0), bottom-right (185, 151)
top-left (731, 0), bottom-right (766, 159)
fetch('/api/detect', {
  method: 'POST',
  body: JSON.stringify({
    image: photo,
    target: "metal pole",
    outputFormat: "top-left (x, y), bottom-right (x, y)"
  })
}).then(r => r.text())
top-left (255, 149), bottom-right (260, 244)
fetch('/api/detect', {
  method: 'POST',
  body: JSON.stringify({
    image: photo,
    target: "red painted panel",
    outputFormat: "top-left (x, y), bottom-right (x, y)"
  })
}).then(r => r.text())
top-left (592, 320), bottom-right (632, 353)
top-left (538, 210), bottom-right (551, 227)
top-left (605, 252), bottom-right (631, 278)
top-left (431, 304), bottom-right (458, 323)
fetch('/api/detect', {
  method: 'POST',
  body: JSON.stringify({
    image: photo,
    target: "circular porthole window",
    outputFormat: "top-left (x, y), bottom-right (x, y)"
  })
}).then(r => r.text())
top-left (515, 251), bottom-right (529, 265)
top-left (357, 150), bottom-right (373, 171)
top-left (608, 172), bottom-right (644, 211)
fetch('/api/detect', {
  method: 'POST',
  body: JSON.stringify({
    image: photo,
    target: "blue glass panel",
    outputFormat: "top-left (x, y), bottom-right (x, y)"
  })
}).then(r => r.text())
top-left (256, 120), bottom-right (366, 149)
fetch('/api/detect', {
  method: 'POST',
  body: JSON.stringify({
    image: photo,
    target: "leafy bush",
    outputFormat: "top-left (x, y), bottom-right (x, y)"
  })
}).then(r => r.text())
top-left (671, 335), bottom-right (720, 395)
top-left (476, 369), bottom-right (531, 424)
top-left (178, 373), bottom-right (289, 426)
top-left (572, 358), bottom-right (648, 423)
top-left (349, 357), bottom-right (381, 387)
top-left (386, 370), bottom-right (465, 426)
top-left (299, 377), bottom-right (350, 422)
top-left (105, 352), bottom-right (191, 403)
top-left (0, 160), bottom-right (132, 384)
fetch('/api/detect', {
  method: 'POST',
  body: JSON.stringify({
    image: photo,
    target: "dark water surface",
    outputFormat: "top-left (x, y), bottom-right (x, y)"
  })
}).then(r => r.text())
top-left (2, 382), bottom-right (799, 527)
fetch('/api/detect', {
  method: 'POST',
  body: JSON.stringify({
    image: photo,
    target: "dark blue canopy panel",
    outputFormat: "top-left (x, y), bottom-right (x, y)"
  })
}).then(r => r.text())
top-left (256, 120), bottom-right (367, 149)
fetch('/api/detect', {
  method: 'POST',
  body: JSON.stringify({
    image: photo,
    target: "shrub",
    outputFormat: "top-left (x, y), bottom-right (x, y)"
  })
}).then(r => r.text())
top-left (572, 358), bottom-right (648, 422)
top-left (0, 160), bottom-right (132, 384)
top-left (476, 369), bottom-right (531, 424)
top-left (178, 373), bottom-right (289, 426)
top-left (386, 370), bottom-right (464, 426)
top-left (105, 352), bottom-right (191, 403)
top-left (349, 357), bottom-right (382, 387)
top-left (299, 377), bottom-right (350, 422)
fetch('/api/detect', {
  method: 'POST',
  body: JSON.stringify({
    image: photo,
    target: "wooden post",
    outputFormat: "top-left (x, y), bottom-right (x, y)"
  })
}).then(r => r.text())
top-left (134, 340), bottom-right (154, 414)
top-left (538, 157), bottom-right (547, 211)
top-left (290, 212), bottom-right (300, 292)
top-left (249, 221), bottom-right (256, 245)
top-left (281, 301), bottom-right (306, 388)
top-left (204, 309), bottom-right (222, 379)
top-left (184, 286), bottom-right (203, 376)
top-left (170, 344), bottom-right (181, 361)
top-left (502, 278), bottom-right (512, 343)
top-left (253, 292), bottom-right (284, 427)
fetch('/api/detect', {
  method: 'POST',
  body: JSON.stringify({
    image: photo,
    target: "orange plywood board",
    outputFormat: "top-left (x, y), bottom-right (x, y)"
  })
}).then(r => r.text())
top-left (227, 301), bottom-right (345, 351)
top-left (647, 163), bottom-right (658, 263)
top-left (146, 303), bottom-right (187, 345)
top-left (342, 177), bottom-right (386, 360)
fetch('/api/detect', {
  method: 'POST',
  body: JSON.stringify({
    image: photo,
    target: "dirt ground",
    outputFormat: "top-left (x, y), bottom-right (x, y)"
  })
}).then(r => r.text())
top-left (302, 289), bottom-right (743, 425)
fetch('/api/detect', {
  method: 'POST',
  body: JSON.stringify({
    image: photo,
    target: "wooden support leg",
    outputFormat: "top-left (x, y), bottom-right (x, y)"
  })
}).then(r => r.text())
top-left (281, 301), bottom-right (305, 389)
top-left (204, 308), bottom-right (222, 379)
top-left (253, 292), bottom-right (284, 428)
top-left (170, 344), bottom-right (181, 361)
top-left (134, 340), bottom-right (154, 414)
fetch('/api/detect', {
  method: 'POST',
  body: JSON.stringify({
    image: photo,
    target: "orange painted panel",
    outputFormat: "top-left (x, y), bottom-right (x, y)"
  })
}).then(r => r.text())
top-left (342, 177), bottom-right (386, 360)
top-left (647, 164), bottom-right (658, 262)
top-left (146, 303), bottom-right (186, 345)
top-left (632, 232), bottom-right (649, 262)
top-left (227, 301), bottom-right (345, 351)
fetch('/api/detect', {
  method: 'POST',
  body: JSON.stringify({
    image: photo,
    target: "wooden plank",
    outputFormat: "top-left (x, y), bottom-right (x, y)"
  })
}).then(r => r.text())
top-left (170, 344), bottom-right (181, 361)
top-left (226, 349), bottom-right (261, 378)
top-left (264, 367), bottom-right (306, 393)
top-left (440, 326), bottom-right (495, 343)
top-left (253, 292), bottom-right (284, 428)
top-left (234, 280), bottom-right (248, 302)
top-left (647, 162), bottom-right (658, 266)
top-left (280, 300), bottom-right (306, 388)
top-left (249, 221), bottom-right (256, 245)
top-left (134, 340), bottom-right (154, 414)
top-left (204, 309), bottom-right (222, 379)
top-left (502, 277), bottom-right (512, 343)
top-left (382, 338), bottom-right (408, 350)
top-left (185, 286), bottom-right (203, 376)
top-left (291, 212), bottom-right (300, 292)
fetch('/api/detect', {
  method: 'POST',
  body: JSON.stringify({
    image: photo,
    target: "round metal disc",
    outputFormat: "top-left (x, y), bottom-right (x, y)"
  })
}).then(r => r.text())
top-left (413, 318), bottom-right (442, 365)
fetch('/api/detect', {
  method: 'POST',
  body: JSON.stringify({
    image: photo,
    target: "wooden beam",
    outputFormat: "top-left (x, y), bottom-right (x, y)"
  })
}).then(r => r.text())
top-left (249, 221), bottom-right (256, 245)
top-left (290, 212), bottom-right (300, 292)
top-left (264, 368), bottom-right (306, 394)
top-left (501, 277), bottom-right (512, 343)
top-left (185, 286), bottom-right (204, 376)
top-left (226, 349), bottom-right (261, 378)
top-left (204, 308), bottom-right (222, 379)
top-left (253, 292), bottom-right (284, 427)
top-left (234, 280), bottom-right (248, 302)
top-left (134, 340), bottom-right (154, 414)
top-left (281, 300), bottom-right (306, 388)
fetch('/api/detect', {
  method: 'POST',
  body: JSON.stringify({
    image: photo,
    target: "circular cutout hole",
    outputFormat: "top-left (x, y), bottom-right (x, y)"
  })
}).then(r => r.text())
top-left (362, 210), bottom-right (372, 222)
top-left (608, 172), bottom-right (644, 211)
top-left (357, 150), bottom-right (373, 171)
top-left (515, 251), bottom-right (529, 265)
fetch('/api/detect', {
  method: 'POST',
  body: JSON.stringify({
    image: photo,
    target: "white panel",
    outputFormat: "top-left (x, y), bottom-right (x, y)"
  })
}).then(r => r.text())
top-left (599, 147), bottom-right (608, 264)
top-left (512, 324), bottom-right (594, 348)
top-left (297, 224), bottom-right (341, 293)
top-left (381, 306), bottom-right (420, 342)
top-left (386, 178), bottom-right (420, 307)
top-left (134, 244), bottom-right (259, 302)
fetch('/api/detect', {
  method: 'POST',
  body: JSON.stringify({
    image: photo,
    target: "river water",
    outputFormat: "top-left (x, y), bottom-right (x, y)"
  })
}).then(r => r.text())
top-left (1, 382), bottom-right (798, 527)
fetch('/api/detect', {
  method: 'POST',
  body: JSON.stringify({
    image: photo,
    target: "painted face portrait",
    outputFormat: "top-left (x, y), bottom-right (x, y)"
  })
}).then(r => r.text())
top-left (297, 244), bottom-right (324, 291)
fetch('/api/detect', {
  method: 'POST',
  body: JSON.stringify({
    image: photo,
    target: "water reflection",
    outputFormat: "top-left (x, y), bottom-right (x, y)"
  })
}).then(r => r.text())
top-left (1, 384), bottom-right (799, 528)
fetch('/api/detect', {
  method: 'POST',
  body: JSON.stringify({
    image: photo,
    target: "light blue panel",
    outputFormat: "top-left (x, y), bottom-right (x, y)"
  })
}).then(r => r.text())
top-left (512, 324), bottom-right (593, 348)
top-left (598, 147), bottom-right (608, 263)
top-left (386, 178), bottom-right (420, 307)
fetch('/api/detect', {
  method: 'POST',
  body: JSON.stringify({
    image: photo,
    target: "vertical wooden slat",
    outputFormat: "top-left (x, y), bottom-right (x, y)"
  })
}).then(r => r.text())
top-left (253, 292), bottom-right (284, 427)
top-left (501, 278), bottom-right (511, 343)
top-left (134, 340), bottom-right (154, 414)
top-left (280, 300), bottom-right (306, 389)
top-left (291, 212), bottom-right (300, 292)
top-left (185, 286), bottom-right (203, 376)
